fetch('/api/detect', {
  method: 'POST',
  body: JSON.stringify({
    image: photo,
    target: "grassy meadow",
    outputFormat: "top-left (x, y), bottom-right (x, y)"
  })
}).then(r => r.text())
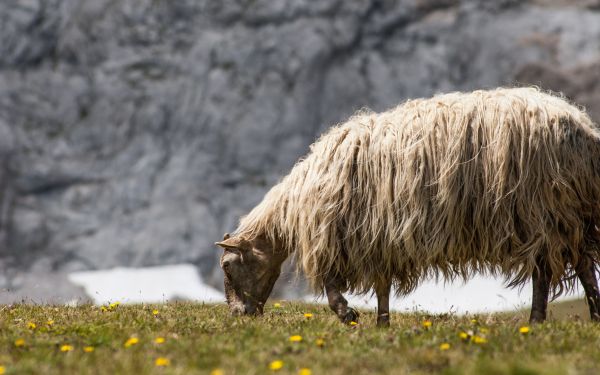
top-left (0, 299), bottom-right (599, 375)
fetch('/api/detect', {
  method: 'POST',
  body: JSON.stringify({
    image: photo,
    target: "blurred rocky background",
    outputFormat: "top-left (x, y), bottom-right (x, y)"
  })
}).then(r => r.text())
top-left (1, 0), bottom-right (600, 303)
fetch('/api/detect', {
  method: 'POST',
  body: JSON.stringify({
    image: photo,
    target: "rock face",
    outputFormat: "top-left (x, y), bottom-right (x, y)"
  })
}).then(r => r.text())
top-left (1, 0), bottom-right (600, 301)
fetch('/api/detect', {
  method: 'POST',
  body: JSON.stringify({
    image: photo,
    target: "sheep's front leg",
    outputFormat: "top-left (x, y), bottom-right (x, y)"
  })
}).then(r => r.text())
top-left (530, 260), bottom-right (550, 323)
top-left (375, 279), bottom-right (392, 327)
top-left (325, 276), bottom-right (359, 324)
top-left (576, 260), bottom-right (600, 321)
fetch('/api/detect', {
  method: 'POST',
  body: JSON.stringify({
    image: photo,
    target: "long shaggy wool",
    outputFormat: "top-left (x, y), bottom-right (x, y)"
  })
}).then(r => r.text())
top-left (235, 87), bottom-right (600, 297)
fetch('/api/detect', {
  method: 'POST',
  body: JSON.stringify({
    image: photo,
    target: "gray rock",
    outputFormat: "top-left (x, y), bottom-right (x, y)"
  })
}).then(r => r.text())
top-left (1, 0), bottom-right (600, 302)
top-left (0, 271), bottom-right (90, 305)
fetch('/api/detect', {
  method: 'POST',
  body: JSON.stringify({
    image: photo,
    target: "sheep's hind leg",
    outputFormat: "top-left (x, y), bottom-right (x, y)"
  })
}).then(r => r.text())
top-left (325, 276), bottom-right (359, 324)
top-left (576, 260), bottom-right (600, 321)
top-left (530, 260), bottom-right (551, 323)
top-left (375, 279), bottom-right (392, 327)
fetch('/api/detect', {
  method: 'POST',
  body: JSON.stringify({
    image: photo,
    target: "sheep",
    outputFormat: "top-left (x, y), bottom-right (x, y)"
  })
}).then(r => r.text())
top-left (216, 87), bottom-right (600, 326)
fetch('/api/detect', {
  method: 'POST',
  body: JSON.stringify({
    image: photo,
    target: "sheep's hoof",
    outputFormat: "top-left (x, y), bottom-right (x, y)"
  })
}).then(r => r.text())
top-left (528, 312), bottom-right (546, 324)
top-left (343, 307), bottom-right (360, 324)
top-left (376, 315), bottom-right (390, 327)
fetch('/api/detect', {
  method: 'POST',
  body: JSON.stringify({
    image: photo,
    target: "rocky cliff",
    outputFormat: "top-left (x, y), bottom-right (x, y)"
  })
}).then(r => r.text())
top-left (2, 0), bottom-right (600, 302)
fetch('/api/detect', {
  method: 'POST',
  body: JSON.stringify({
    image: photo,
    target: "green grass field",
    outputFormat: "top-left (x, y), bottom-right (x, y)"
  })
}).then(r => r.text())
top-left (0, 299), bottom-right (598, 375)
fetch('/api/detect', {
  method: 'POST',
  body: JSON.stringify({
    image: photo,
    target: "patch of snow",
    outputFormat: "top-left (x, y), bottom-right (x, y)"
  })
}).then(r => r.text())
top-left (304, 274), bottom-right (584, 314)
top-left (69, 265), bottom-right (584, 314)
top-left (68, 264), bottom-right (224, 305)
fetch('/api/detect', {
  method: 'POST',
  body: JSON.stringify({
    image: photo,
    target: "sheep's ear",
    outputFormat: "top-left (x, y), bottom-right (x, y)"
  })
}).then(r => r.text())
top-left (215, 235), bottom-right (250, 251)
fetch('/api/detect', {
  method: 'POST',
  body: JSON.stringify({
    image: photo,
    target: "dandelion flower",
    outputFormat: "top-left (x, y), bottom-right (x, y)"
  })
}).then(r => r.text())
top-left (154, 337), bottom-right (165, 344)
top-left (298, 368), bottom-right (312, 375)
top-left (152, 309), bottom-right (160, 316)
top-left (315, 338), bottom-right (325, 347)
top-left (60, 344), bottom-right (74, 352)
top-left (439, 343), bottom-right (451, 350)
top-left (459, 331), bottom-right (471, 340)
top-left (303, 313), bottom-right (313, 319)
top-left (27, 322), bottom-right (36, 330)
top-left (124, 337), bottom-right (139, 348)
top-left (46, 320), bottom-right (55, 326)
top-left (289, 335), bottom-right (303, 343)
top-left (102, 301), bottom-right (120, 312)
top-left (0, 365), bottom-right (5, 374)
top-left (471, 336), bottom-right (487, 344)
top-left (273, 303), bottom-right (282, 308)
top-left (519, 326), bottom-right (530, 334)
top-left (155, 357), bottom-right (170, 367)
top-left (269, 360), bottom-right (284, 371)
top-left (349, 321), bottom-right (358, 326)
top-left (210, 369), bottom-right (224, 375)
top-left (83, 346), bottom-right (95, 353)
top-left (14, 339), bottom-right (25, 347)
top-left (422, 320), bottom-right (432, 328)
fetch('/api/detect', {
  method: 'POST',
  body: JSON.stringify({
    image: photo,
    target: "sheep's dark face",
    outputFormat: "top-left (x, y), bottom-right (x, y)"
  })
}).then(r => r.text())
top-left (215, 234), bottom-right (285, 316)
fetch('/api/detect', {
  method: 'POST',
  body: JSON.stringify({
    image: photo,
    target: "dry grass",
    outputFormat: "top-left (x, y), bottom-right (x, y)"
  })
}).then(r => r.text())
top-left (0, 300), bottom-right (599, 374)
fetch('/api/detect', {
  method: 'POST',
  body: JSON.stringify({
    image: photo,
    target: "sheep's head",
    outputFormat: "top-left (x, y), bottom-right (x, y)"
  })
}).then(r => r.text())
top-left (215, 233), bottom-right (285, 316)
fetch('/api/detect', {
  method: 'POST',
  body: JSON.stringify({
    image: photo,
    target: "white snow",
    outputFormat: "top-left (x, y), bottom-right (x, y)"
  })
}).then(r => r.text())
top-left (304, 274), bottom-right (584, 314)
top-left (69, 264), bottom-right (583, 314)
top-left (68, 264), bottom-right (224, 305)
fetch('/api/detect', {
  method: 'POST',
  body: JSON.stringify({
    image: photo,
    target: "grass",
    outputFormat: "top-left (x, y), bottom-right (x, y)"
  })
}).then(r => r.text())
top-left (0, 300), bottom-right (599, 375)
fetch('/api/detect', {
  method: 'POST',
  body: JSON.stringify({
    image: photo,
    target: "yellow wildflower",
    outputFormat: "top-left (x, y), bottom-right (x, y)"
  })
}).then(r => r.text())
top-left (27, 322), bottom-right (36, 330)
top-left (0, 365), bottom-right (5, 375)
top-left (102, 301), bottom-right (120, 312)
top-left (152, 309), bottom-right (160, 316)
top-left (439, 342), bottom-right (451, 350)
top-left (155, 357), bottom-right (170, 367)
top-left (269, 360), bottom-right (284, 371)
top-left (210, 369), bottom-right (224, 375)
top-left (60, 344), bottom-right (74, 352)
top-left (458, 331), bottom-right (470, 340)
top-left (83, 346), bottom-right (95, 353)
top-left (315, 338), bottom-right (325, 347)
top-left (304, 313), bottom-right (313, 319)
top-left (298, 368), bottom-right (312, 375)
top-left (46, 319), bottom-right (55, 326)
top-left (154, 337), bottom-right (165, 344)
top-left (472, 335), bottom-right (487, 344)
top-left (14, 338), bottom-right (25, 347)
top-left (124, 337), bottom-right (139, 347)
top-left (273, 303), bottom-right (282, 308)
top-left (289, 335), bottom-right (303, 343)
top-left (519, 326), bottom-right (530, 334)
top-left (480, 327), bottom-right (489, 334)
top-left (422, 320), bottom-right (432, 328)
top-left (471, 319), bottom-right (478, 324)
top-left (349, 321), bottom-right (358, 326)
